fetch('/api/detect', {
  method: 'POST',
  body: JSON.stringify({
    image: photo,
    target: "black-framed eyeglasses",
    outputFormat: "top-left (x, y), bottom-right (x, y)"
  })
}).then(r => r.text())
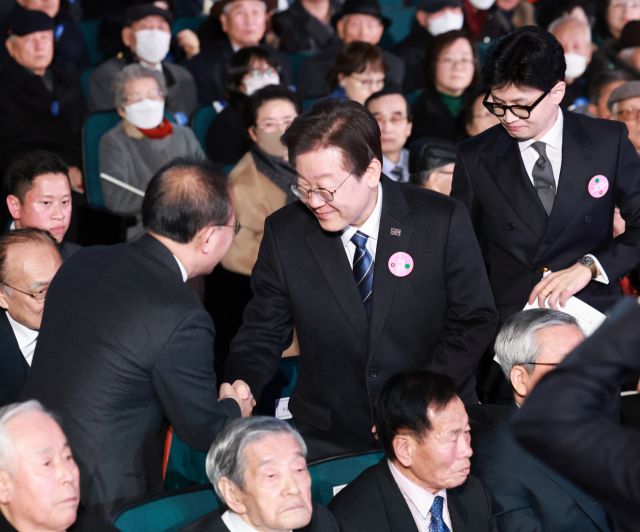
top-left (483, 89), bottom-right (550, 119)
top-left (514, 362), bottom-right (559, 367)
top-left (215, 220), bottom-right (242, 236)
top-left (3, 283), bottom-right (48, 303)
top-left (290, 174), bottom-right (352, 203)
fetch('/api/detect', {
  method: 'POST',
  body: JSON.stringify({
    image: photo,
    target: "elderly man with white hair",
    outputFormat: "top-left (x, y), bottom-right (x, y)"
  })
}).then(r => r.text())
top-left (0, 400), bottom-right (116, 532)
top-left (472, 310), bottom-right (611, 532)
top-left (179, 417), bottom-right (338, 532)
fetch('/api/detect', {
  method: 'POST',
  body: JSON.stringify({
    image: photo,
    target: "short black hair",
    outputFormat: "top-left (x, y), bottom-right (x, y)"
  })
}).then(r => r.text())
top-left (142, 157), bottom-right (232, 243)
top-left (588, 69), bottom-right (632, 105)
top-left (374, 371), bottom-right (458, 460)
top-left (365, 85), bottom-right (412, 122)
top-left (482, 26), bottom-right (566, 92)
top-left (243, 85), bottom-right (303, 129)
top-left (281, 97), bottom-right (382, 180)
top-left (224, 46), bottom-right (281, 103)
top-left (5, 151), bottom-right (70, 203)
top-left (326, 42), bottom-right (388, 90)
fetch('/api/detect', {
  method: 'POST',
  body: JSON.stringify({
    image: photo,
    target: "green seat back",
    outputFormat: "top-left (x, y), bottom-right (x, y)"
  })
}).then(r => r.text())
top-left (477, 41), bottom-right (491, 66)
top-left (289, 52), bottom-right (316, 87)
top-left (303, 97), bottom-right (318, 110)
top-left (379, 0), bottom-right (404, 7)
top-left (308, 451), bottom-right (385, 506)
top-left (256, 356), bottom-right (299, 418)
top-left (405, 89), bottom-right (423, 107)
top-left (172, 16), bottom-right (207, 35)
top-left (379, 8), bottom-right (415, 49)
top-left (191, 106), bottom-right (218, 153)
top-left (78, 20), bottom-right (101, 66)
top-left (80, 66), bottom-right (97, 104)
top-left (110, 484), bottom-right (220, 532)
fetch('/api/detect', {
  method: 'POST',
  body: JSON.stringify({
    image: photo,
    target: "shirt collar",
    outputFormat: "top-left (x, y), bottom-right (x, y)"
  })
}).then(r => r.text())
top-left (5, 311), bottom-right (39, 351)
top-left (139, 59), bottom-right (163, 72)
top-left (382, 150), bottom-right (409, 176)
top-left (222, 510), bottom-right (292, 532)
top-left (388, 459), bottom-right (447, 520)
top-left (9, 221), bottom-right (15, 230)
top-left (518, 107), bottom-right (564, 153)
top-left (341, 181), bottom-right (383, 246)
top-left (173, 255), bottom-right (188, 282)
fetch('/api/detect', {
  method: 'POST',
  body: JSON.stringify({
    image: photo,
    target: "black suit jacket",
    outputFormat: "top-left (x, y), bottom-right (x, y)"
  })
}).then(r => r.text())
top-left (329, 458), bottom-right (497, 532)
top-left (451, 112), bottom-right (640, 322)
top-left (179, 503), bottom-right (339, 532)
top-left (473, 404), bottom-right (610, 532)
top-left (22, 234), bottom-right (240, 518)
top-left (296, 42), bottom-right (405, 101)
top-left (225, 176), bottom-right (498, 461)
top-left (513, 297), bottom-right (640, 532)
top-left (272, 0), bottom-right (341, 54)
top-left (58, 239), bottom-right (82, 261)
top-left (410, 87), bottom-right (468, 144)
top-left (188, 39), bottom-right (294, 104)
top-left (0, 311), bottom-right (29, 407)
top-left (390, 24), bottom-right (432, 94)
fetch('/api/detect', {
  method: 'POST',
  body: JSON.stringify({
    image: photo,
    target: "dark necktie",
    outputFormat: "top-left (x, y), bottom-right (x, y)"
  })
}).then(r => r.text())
top-left (350, 230), bottom-right (374, 315)
top-left (429, 496), bottom-right (451, 532)
top-left (391, 166), bottom-right (404, 182)
top-left (531, 141), bottom-right (556, 216)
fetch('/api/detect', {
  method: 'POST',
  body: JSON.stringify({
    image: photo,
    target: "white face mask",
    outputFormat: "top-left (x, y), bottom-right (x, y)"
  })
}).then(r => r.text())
top-left (244, 72), bottom-right (280, 96)
top-left (467, 0), bottom-right (495, 9)
top-left (134, 29), bottom-right (171, 64)
top-left (564, 53), bottom-right (588, 80)
top-left (125, 98), bottom-right (165, 129)
top-left (427, 11), bottom-right (464, 36)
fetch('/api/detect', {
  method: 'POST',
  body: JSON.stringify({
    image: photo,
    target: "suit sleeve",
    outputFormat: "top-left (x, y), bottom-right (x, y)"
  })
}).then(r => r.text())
top-left (590, 124), bottom-right (640, 279)
top-left (512, 297), bottom-right (640, 527)
top-left (428, 199), bottom-right (498, 400)
top-left (151, 308), bottom-right (240, 452)
top-left (450, 147), bottom-right (482, 239)
top-left (224, 216), bottom-right (294, 402)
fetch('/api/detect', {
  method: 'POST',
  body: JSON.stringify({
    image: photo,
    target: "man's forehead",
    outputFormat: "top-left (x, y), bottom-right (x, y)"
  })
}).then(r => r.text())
top-left (245, 433), bottom-right (304, 466)
top-left (6, 411), bottom-right (64, 449)
top-left (17, 29), bottom-right (53, 39)
top-left (427, 398), bottom-right (468, 431)
top-left (370, 94), bottom-right (407, 113)
top-left (491, 85), bottom-right (544, 103)
top-left (26, 173), bottom-right (71, 195)
top-left (619, 96), bottom-right (640, 108)
top-left (227, 0), bottom-right (266, 13)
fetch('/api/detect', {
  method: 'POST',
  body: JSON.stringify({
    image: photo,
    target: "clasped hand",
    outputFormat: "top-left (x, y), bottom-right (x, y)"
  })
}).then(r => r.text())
top-left (219, 380), bottom-right (256, 417)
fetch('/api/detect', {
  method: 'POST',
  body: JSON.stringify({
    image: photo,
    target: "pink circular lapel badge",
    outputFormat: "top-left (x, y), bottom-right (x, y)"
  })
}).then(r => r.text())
top-left (388, 252), bottom-right (414, 277)
top-left (588, 175), bottom-right (609, 198)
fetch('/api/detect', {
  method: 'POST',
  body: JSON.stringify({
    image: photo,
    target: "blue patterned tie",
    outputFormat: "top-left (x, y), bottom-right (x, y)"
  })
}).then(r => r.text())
top-left (429, 496), bottom-right (451, 532)
top-left (350, 230), bottom-right (374, 315)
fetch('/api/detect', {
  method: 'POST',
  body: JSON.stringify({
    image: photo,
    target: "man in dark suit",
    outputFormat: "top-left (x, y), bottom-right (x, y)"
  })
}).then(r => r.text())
top-left (272, 0), bottom-right (341, 54)
top-left (0, 229), bottom-right (62, 407)
top-left (296, 0), bottom-right (405, 101)
top-left (187, 0), bottom-right (293, 105)
top-left (224, 98), bottom-right (498, 462)
top-left (473, 309), bottom-right (611, 531)
top-left (513, 297), bottom-right (640, 532)
top-left (22, 159), bottom-right (254, 518)
top-left (450, 26), bottom-right (640, 402)
top-left (179, 417), bottom-right (338, 532)
top-left (329, 371), bottom-right (497, 532)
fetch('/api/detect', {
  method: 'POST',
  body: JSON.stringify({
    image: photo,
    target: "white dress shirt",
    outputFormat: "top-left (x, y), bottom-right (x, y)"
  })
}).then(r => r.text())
top-left (173, 255), bottom-right (188, 282)
top-left (340, 182), bottom-right (383, 267)
top-left (6, 311), bottom-right (38, 366)
top-left (518, 109), bottom-right (608, 284)
top-left (382, 149), bottom-right (410, 183)
top-left (388, 460), bottom-right (453, 532)
top-left (222, 510), bottom-right (292, 532)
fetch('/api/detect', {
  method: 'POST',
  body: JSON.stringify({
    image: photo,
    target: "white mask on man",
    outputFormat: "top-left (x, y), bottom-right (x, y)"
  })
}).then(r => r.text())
top-left (467, 0), bottom-right (496, 9)
top-left (564, 53), bottom-right (588, 80)
top-left (427, 11), bottom-right (464, 36)
top-left (125, 98), bottom-right (165, 129)
top-left (134, 29), bottom-right (172, 64)
top-left (244, 72), bottom-right (280, 96)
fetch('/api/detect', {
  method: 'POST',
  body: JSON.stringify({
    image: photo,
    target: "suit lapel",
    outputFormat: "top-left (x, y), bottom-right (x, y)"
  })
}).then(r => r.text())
top-left (480, 127), bottom-right (548, 239)
top-left (533, 113), bottom-right (594, 262)
top-left (376, 459), bottom-right (420, 532)
top-left (306, 225), bottom-right (369, 344)
top-left (447, 488), bottom-right (469, 532)
top-left (0, 312), bottom-right (29, 389)
top-left (368, 177), bottom-right (412, 361)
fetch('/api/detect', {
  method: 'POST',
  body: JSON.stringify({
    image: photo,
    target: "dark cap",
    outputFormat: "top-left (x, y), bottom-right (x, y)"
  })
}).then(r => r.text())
top-left (615, 20), bottom-right (640, 51)
top-left (124, 4), bottom-right (174, 27)
top-left (608, 80), bottom-right (640, 111)
top-left (4, 5), bottom-right (54, 38)
top-left (409, 137), bottom-right (457, 176)
top-left (417, 0), bottom-right (462, 14)
top-left (331, 0), bottom-right (391, 29)
top-left (211, 0), bottom-right (277, 19)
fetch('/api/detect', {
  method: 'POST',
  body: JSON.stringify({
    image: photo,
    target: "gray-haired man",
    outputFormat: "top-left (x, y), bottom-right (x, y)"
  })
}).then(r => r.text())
top-left (472, 310), bottom-right (610, 532)
top-left (179, 417), bottom-right (338, 532)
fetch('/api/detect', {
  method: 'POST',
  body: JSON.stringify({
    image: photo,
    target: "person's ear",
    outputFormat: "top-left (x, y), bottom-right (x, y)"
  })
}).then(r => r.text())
top-left (415, 10), bottom-right (430, 29)
top-left (6, 195), bottom-right (22, 222)
top-left (122, 27), bottom-right (135, 49)
top-left (0, 471), bottom-right (13, 505)
top-left (200, 225), bottom-right (219, 254)
top-left (220, 13), bottom-right (229, 34)
top-left (0, 287), bottom-right (10, 311)
top-left (336, 18), bottom-right (345, 40)
top-left (337, 73), bottom-right (345, 88)
top-left (218, 477), bottom-right (247, 515)
top-left (587, 103), bottom-right (598, 118)
top-left (510, 365), bottom-right (528, 401)
top-left (248, 126), bottom-right (258, 143)
top-left (117, 106), bottom-right (127, 119)
top-left (365, 158), bottom-right (382, 188)
top-left (5, 37), bottom-right (15, 59)
top-left (405, 119), bottom-right (413, 138)
top-left (392, 434), bottom-right (413, 468)
top-left (551, 81), bottom-right (566, 106)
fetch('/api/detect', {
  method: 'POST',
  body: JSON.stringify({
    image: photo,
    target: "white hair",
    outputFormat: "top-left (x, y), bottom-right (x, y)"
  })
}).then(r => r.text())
top-left (548, 15), bottom-right (592, 45)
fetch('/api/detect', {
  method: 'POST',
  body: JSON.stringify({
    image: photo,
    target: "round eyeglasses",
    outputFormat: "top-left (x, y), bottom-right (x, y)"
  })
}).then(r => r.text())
top-left (483, 89), bottom-right (550, 119)
top-left (290, 174), bottom-right (353, 203)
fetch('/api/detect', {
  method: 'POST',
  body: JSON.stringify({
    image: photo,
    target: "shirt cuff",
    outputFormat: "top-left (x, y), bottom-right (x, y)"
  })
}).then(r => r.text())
top-left (586, 254), bottom-right (609, 284)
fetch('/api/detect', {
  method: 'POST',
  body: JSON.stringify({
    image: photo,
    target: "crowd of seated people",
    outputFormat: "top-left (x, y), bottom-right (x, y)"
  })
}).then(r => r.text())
top-left (4, 0), bottom-right (640, 530)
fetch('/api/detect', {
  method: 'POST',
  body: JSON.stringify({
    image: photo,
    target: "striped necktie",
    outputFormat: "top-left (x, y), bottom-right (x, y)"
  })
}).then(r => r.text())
top-left (350, 230), bottom-right (374, 315)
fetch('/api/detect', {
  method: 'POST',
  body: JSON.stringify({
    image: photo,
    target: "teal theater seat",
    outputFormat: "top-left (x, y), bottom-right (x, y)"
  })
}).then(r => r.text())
top-left (191, 106), bottom-right (218, 154)
top-left (80, 66), bottom-right (97, 104)
top-left (78, 20), bottom-right (101, 66)
top-left (172, 16), bottom-right (208, 35)
top-left (289, 52), bottom-right (316, 87)
top-left (108, 484), bottom-right (220, 532)
top-left (379, 8), bottom-right (415, 49)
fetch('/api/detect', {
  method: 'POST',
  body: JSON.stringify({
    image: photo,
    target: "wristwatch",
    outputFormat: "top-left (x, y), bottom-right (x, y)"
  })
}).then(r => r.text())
top-left (578, 256), bottom-right (598, 280)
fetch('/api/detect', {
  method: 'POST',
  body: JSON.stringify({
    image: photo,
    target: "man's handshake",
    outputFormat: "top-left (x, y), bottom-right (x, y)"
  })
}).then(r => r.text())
top-left (219, 380), bottom-right (256, 417)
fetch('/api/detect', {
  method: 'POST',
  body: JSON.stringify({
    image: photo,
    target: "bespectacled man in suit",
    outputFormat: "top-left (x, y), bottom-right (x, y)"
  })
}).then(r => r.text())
top-left (224, 97), bottom-right (498, 462)
top-left (451, 26), bottom-right (640, 403)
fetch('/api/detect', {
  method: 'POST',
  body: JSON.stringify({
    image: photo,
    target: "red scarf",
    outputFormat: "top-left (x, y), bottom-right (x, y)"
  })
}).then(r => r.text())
top-left (136, 118), bottom-right (173, 139)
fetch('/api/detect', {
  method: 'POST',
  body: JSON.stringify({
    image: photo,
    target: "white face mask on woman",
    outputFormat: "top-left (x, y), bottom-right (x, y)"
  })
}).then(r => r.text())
top-left (564, 53), bottom-right (588, 80)
top-left (125, 98), bottom-right (165, 129)
top-left (244, 72), bottom-right (280, 96)
top-left (134, 29), bottom-right (171, 64)
top-left (427, 11), bottom-right (464, 36)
